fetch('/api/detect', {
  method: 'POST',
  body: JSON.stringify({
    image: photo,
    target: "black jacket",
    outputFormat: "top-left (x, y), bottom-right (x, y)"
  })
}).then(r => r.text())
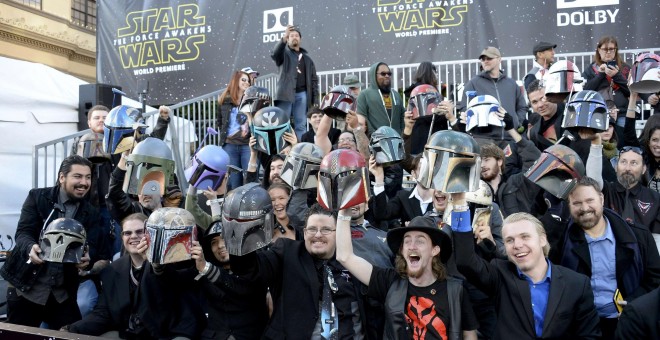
top-left (493, 138), bottom-right (542, 218)
top-left (69, 256), bottom-right (205, 339)
top-left (615, 286), bottom-right (660, 339)
top-left (230, 238), bottom-right (369, 340)
top-left (548, 208), bottom-right (660, 301)
top-left (454, 231), bottom-right (601, 340)
top-left (271, 41), bottom-right (319, 107)
top-left (0, 186), bottom-right (107, 294)
top-left (106, 167), bottom-right (154, 223)
top-left (602, 181), bottom-right (660, 234)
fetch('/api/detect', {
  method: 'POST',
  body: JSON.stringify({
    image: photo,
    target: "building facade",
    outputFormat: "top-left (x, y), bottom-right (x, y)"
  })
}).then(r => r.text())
top-left (0, 0), bottom-right (96, 82)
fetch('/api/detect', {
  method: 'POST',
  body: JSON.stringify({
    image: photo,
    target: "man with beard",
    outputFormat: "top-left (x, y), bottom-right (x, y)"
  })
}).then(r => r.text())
top-left (336, 213), bottom-right (479, 339)
top-left (1, 155), bottom-right (109, 329)
top-left (229, 204), bottom-right (369, 339)
top-left (357, 62), bottom-right (405, 134)
top-left (190, 221), bottom-right (268, 339)
top-left (272, 25), bottom-right (319, 140)
top-left (548, 176), bottom-right (660, 339)
top-left (587, 137), bottom-right (660, 233)
top-left (451, 207), bottom-right (601, 339)
top-left (479, 128), bottom-right (543, 218)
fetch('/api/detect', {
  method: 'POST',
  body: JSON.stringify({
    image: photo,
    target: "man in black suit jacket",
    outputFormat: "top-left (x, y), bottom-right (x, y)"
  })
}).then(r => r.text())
top-left (615, 286), bottom-right (660, 339)
top-left (451, 203), bottom-right (601, 339)
top-left (65, 213), bottom-right (205, 339)
top-left (372, 154), bottom-right (434, 227)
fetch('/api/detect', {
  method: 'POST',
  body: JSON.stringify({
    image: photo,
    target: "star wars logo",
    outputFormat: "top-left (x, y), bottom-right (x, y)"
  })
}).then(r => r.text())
top-left (263, 7), bottom-right (293, 43)
top-left (114, 4), bottom-right (211, 73)
top-left (556, 0), bottom-right (619, 27)
top-left (373, 0), bottom-right (473, 38)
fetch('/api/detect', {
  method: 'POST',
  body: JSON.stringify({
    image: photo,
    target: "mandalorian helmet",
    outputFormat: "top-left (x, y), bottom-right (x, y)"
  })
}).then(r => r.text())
top-left (185, 145), bottom-right (229, 191)
top-left (221, 183), bottom-right (274, 256)
top-left (280, 142), bottom-right (324, 190)
top-left (543, 60), bottom-right (584, 103)
top-left (124, 137), bottom-right (176, 195)
top-left (465, 95), bottom-right (503, 131)
top-left (629, 53), bottom-right (660, 93)
top-left (417, 130), bottom-right (481, 193)
top-left (103, 105), bottom-right (145, 154)
top-left (524, 144), bottom-right (585, 199)
top-left (251, 106), bottom-right (291, 155)
top-left (145, 208), bottom-right (198, 265)
top-left (320, 85), bottom-right (357, 120)
top-left (76, 132), bottom-right (110, 161)
top-left (39, 218), bottom-right (87, 264)
top-left (562, 90), bottom-right (609, 132)
top-left (317, 149), bottom-right (370, 211)
top-left (239, 86), bottom-right (272, 115)
top-left (408, 84), bottom-right (441, 120)
top-left (369, 126), bottom-right (405, 166)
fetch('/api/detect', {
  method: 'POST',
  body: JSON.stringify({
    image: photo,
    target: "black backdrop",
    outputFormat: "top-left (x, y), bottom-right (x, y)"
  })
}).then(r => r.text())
top-left (97, 0), bottom-right (660, 104)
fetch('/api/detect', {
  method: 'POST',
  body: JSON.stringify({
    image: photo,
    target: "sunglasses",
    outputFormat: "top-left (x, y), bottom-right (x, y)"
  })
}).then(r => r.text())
top-left (378, 72), bottom-right (392, 77)
top-left (619, 146), bottom-right (644, 156)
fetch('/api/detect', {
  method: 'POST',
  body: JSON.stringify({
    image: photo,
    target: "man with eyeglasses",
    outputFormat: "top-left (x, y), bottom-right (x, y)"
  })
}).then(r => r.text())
top-left (544, 176), bottom-right (660, 339)
top-left (228, 203), bottom-right (369, 339)
top-left (64, 213), bottom-right (204, 338)
top-left (357, 62), bottom-right (405, 135)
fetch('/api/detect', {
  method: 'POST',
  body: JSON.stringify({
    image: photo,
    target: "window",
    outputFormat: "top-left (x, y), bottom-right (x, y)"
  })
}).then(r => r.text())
top-left (11, 0), bottom-right (41, 9)
top-left (71, 0), bottom-right (97, 31)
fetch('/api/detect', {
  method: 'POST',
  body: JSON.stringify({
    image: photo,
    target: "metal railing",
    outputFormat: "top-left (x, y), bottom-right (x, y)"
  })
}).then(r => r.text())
top-left (33, 47), bottom-right (658, 189)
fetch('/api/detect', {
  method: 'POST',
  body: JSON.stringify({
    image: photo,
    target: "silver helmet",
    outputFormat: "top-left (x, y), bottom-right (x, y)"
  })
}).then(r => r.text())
top-left (39, 218), bottom-right (87, 264)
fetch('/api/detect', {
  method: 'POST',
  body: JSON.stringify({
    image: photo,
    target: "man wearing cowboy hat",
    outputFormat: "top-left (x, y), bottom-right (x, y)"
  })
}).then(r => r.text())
top-left (336, 211), bottom-right (478, 339)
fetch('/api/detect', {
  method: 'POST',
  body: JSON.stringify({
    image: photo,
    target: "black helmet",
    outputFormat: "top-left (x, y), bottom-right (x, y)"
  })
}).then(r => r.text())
top-left (39, 218), bottom-right (87, 264)
top-left (239, 86), bottom-right (271, 116)
top-left (222, 183), bottom-right (274, 255)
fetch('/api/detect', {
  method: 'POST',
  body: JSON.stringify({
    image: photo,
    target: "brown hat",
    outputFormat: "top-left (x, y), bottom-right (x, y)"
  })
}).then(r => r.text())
top-left (479, 47), bottom-right (501, 59)
top-left (386, 216), bottom-right (452, 263)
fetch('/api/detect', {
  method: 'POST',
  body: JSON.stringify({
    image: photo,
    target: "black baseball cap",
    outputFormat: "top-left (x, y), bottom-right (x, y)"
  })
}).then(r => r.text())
top-left (533, 41), bottom-right (557, 54)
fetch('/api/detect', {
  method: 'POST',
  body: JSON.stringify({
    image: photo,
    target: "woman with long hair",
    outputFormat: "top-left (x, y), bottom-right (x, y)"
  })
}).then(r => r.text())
top-left (582, 36), bottom-right (631, 127)
top-left (640, 114), bottom-right (660, 192)
top-left (217, 70), bottom-right (251, 190)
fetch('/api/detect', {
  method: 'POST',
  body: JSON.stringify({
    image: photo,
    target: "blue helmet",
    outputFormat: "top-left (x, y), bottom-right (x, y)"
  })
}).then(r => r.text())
top-left (184, 145), bottom-right (230, 191)
top-left (103, 105), bottom-right (144, 154)
top-left (562, 90), bottom-right (608, 132)
top-left (251, 106), bottom-right (291, 155)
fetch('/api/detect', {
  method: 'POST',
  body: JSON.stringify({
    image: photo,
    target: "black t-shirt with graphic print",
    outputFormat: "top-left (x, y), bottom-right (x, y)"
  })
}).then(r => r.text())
top-left (368, 266), bottom-right (478, 339)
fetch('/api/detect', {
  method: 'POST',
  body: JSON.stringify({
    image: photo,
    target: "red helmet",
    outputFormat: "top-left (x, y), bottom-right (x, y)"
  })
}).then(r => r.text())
top-left (629, 53), bottom-right (660, 93)
top-left (408, 84), bottom-right (441, 120)
top-left (317, 149), bottom-right (370, 211)
top-left (524, 144), bottom-right (585, 199)
top-left (320, 85), bottom-right (356, 121)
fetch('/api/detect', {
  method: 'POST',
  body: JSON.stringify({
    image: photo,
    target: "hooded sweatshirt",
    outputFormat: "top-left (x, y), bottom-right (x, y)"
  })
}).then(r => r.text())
top-left (356, 62), bottom-right (405, 134)
top-left (462, 70), bottom-right (528, 140)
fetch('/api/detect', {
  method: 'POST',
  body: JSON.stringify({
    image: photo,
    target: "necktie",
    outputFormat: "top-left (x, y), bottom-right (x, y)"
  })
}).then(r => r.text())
top-left (320, 265), bottom-right (339, 339)
top-left (622, 189), bottom-right (635, 224)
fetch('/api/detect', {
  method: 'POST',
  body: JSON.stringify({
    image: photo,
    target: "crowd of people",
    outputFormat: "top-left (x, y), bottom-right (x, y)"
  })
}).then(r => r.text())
top-left (1, 24), bottom-right (660, 340)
